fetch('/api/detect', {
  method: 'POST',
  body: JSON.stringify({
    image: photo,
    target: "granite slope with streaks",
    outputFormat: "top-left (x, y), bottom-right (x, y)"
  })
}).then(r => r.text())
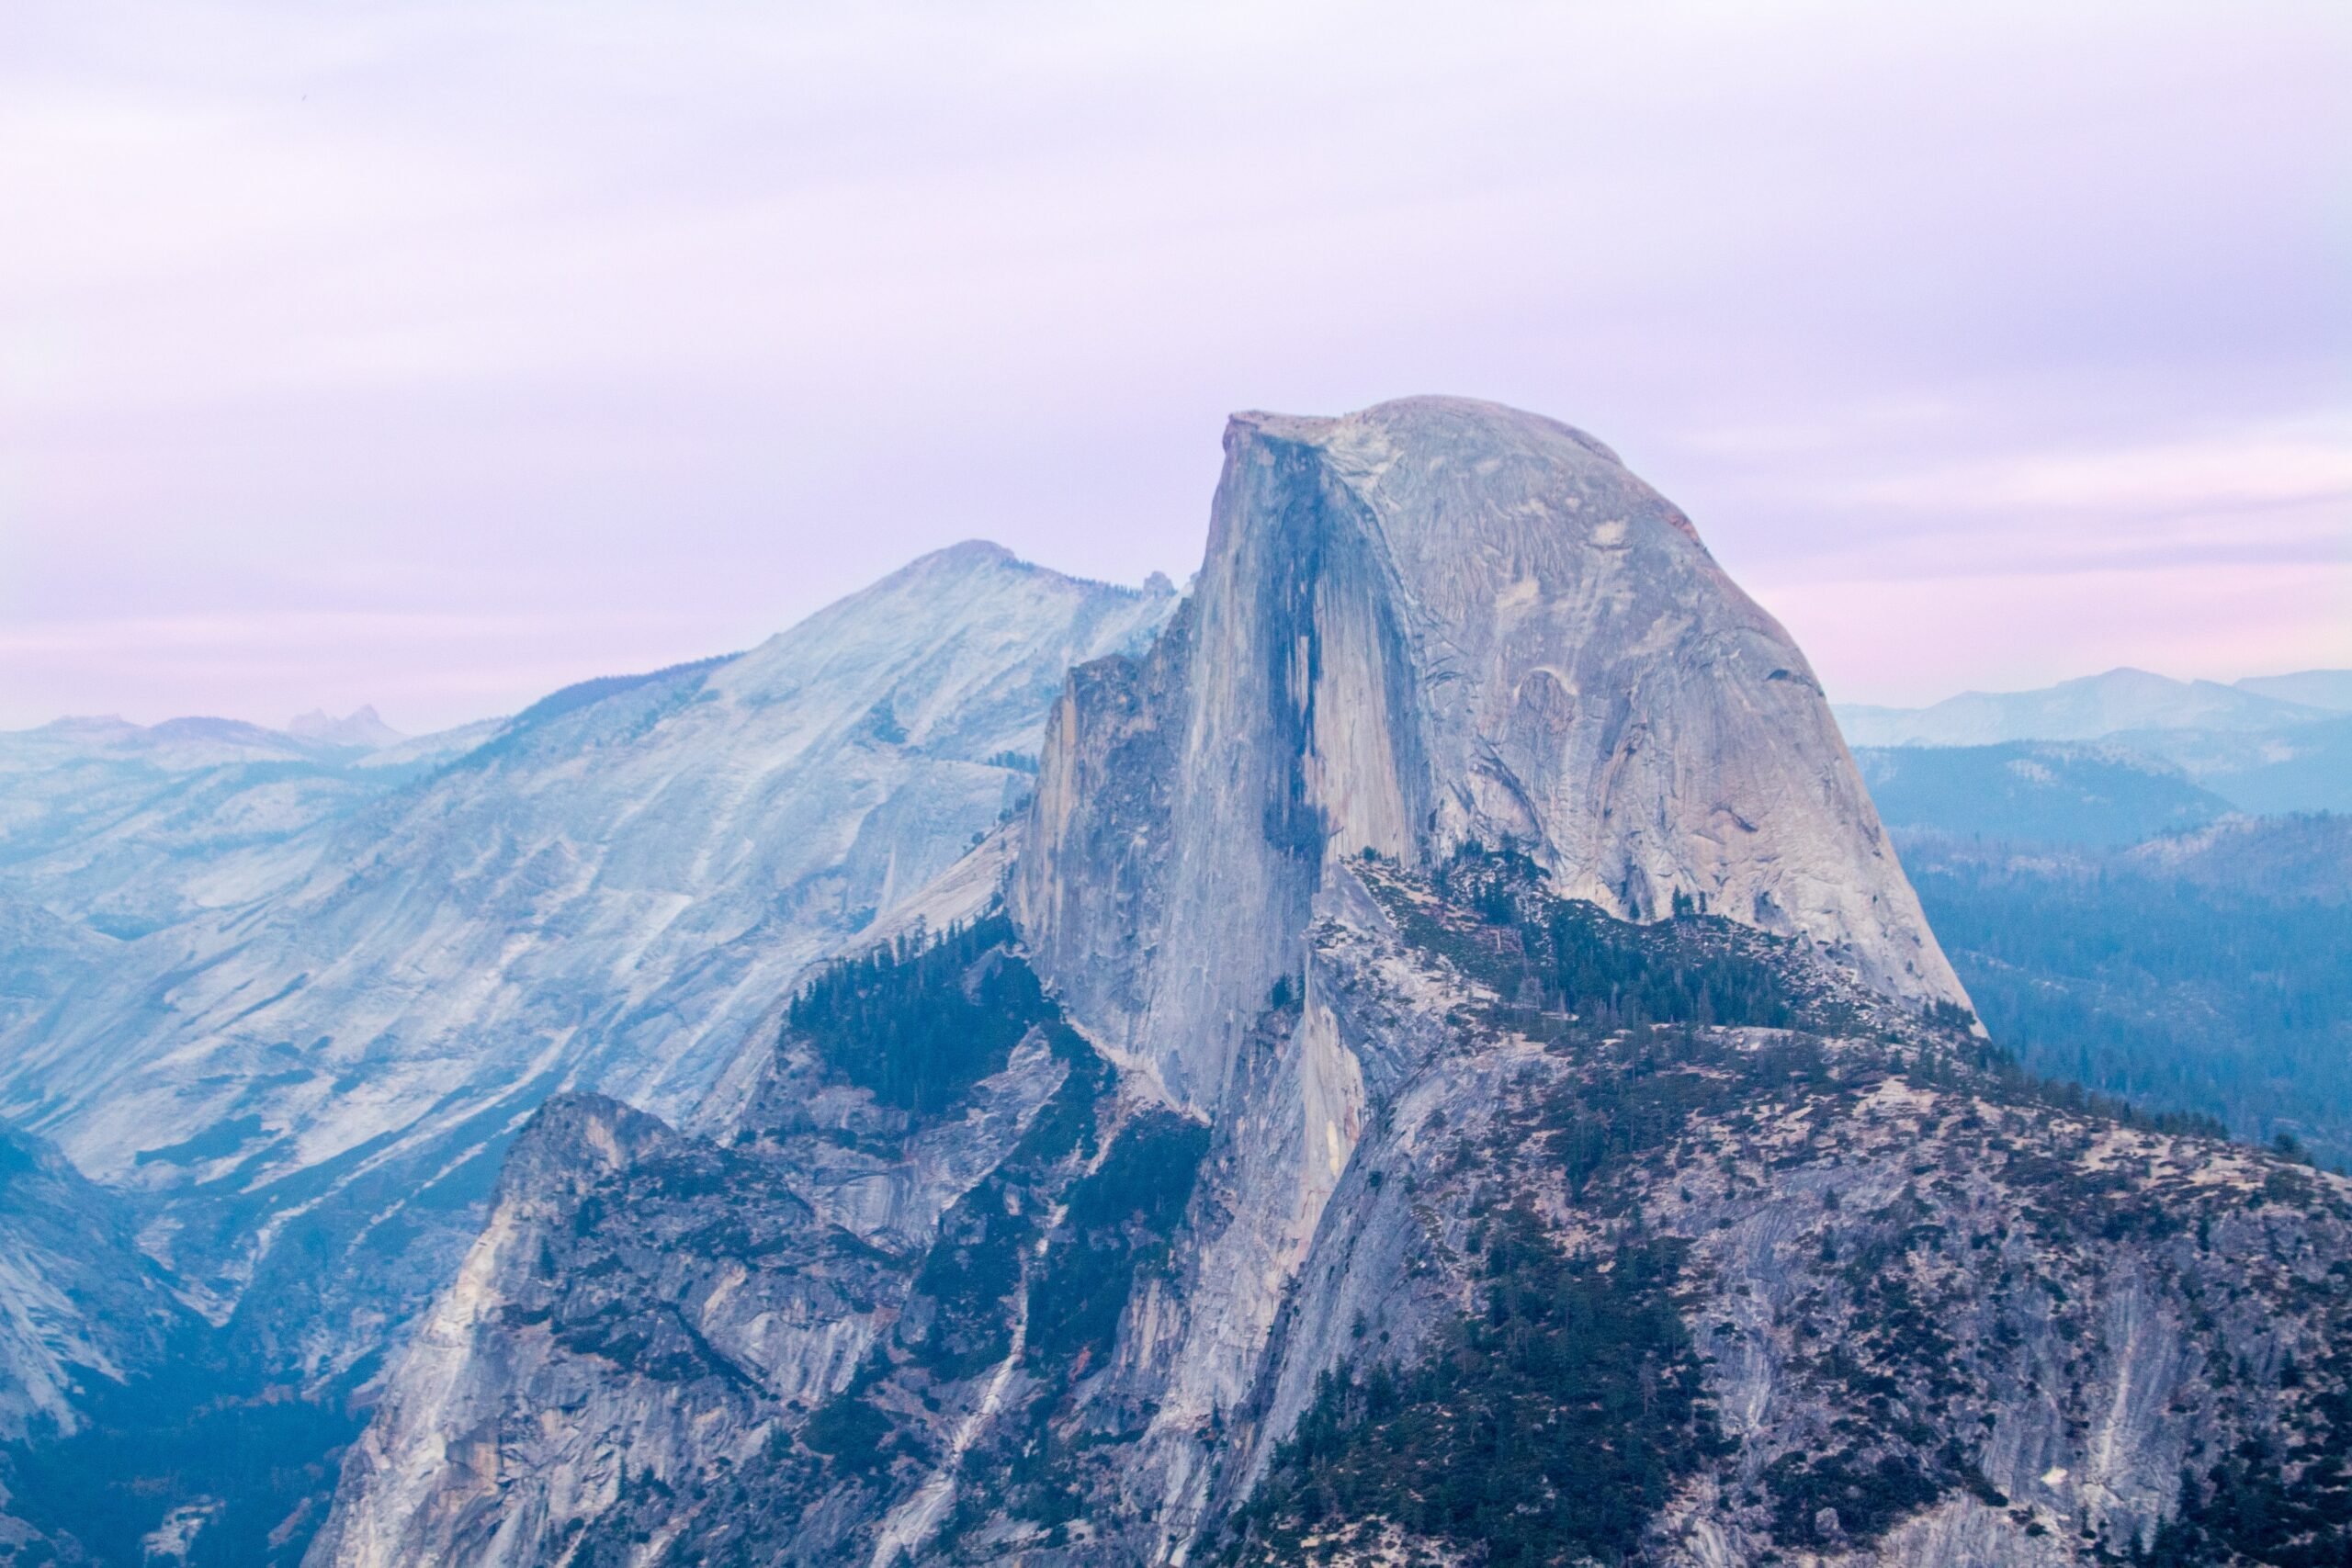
top-left (0, 544), bottom-right (1170, 1346)
top-left (0, 716), bottom-right (419, 942)
top-left (0, 1118), bottom-right (189, 1445)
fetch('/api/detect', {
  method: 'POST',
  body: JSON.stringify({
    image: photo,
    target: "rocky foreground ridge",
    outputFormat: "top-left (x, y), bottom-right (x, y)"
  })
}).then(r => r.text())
top-left (302, 399), bottom-right (2352, 1567)
top-left (311, 854), bottom-right (2350, 1568)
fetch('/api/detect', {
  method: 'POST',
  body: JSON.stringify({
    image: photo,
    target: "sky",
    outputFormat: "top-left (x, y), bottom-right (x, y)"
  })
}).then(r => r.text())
top-left (3, 0), bottom-right (2347, 733)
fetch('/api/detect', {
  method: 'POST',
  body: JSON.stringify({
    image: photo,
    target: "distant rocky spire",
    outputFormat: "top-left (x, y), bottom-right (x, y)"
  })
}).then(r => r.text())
top-left (285, 705), bottom-right (406, 749)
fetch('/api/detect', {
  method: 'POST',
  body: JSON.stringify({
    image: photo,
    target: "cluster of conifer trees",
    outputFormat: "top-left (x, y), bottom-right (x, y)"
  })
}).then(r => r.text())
top-left (1910, 849), bottom-right (2352, 1169)
top-left (785, 914), bottom-right (1049, 1116)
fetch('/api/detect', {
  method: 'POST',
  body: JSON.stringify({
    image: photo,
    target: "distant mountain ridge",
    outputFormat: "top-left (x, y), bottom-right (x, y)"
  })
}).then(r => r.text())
top-left (0, 541), bottom-right (1177, 1563)
top-left (286, 705), bottom-right (407, 749)
top-left (1835, 665), bottom-right (2341, 746)
top-left (2236, 668), bottom-right (2352, 712)
top-left (1838, 666), bottom-right (2352, 817)
top-left (1853, 739), bottom-right (2232, 847)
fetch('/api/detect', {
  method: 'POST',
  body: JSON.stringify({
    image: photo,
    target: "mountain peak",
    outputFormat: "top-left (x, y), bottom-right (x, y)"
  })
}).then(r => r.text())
top-left (286, 705), bottom-right (405, 749)
top-left (873, 538), bottom-right (1107, 599)
top-left (1019, 395), bottom-right (1964, 1106)
top-left (1230, 394), bottom-right (1627, 471)
top-left (907, 537), bottom-right (1022, 571)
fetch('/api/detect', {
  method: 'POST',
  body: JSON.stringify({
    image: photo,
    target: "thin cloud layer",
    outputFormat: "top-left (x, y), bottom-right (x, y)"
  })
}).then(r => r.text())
top-left (3, 0), bottom-right (2346, 727)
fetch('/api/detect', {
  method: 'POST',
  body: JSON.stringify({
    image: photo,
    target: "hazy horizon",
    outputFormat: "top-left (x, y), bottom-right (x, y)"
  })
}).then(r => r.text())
top-left (9, 531), bottom-right (2342, 747)
top-left (8, 525), bottom-right (2351, 743)
top-left (6, 1), bottom-right (2347, 730)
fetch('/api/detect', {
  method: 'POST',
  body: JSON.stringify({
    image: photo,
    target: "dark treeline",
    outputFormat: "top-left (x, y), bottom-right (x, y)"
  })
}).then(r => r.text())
top-left (785, 913), bottom-right (1050, 1116)
top-left (1908, 1040), bottom-right (2232, 1145)
top-left (1225, 1213), bottom-right (1721, 1567)
top-left (1906, 844), bottom-right (2352, 1169)
top-left (1, 1326), bottom-right (365, 1568)
top-left (1538, 897), bottom-right (1797, 1032)
top-left (1412, 845), bottom-right (1801, 1035)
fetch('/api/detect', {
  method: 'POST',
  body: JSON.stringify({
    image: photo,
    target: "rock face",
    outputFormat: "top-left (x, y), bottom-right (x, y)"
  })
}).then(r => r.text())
top-left (0, 1117), bottom-right (200, 1562)
top-left (305, 855), bottom-right (2352, 1568)
top-left (0, 545), bottom-right (1170, 1568)
top-left (0, 1118), bottom-right (188, 1445)
top-left (0, 544), bottom-right (1170, 1334)
top-left (300, 400), bottom-right (2349, 1568)
top-left (1016, 398), bottom-right (1962, 1109)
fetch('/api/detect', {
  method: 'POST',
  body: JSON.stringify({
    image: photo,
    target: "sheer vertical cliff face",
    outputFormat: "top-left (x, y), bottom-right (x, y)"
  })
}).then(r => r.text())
top-left (1015, 397), bottom-right (1964, 1109)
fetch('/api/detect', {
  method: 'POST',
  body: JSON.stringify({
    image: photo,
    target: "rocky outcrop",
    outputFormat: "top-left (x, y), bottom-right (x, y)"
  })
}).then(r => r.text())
top-left (0, 544), bottom-right (1172, 1345)
top-left (305, 849), bottom-right (2352, 1568)
top-left (300, 1092), bottom-right (909, 1568)
top-left (0, 1118), bottom-right (198, 1559)
top-left (300, 400), bottom-right (2350, 1568)
top-left (1016, 397), bottom-right (1963, 1112)
top-left (305, 926), bottom-right (1097, 1568)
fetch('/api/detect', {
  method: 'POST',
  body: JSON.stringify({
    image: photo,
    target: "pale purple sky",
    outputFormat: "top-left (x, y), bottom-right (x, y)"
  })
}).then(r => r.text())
top-left (5, 1), bottom-right (2347, 733)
